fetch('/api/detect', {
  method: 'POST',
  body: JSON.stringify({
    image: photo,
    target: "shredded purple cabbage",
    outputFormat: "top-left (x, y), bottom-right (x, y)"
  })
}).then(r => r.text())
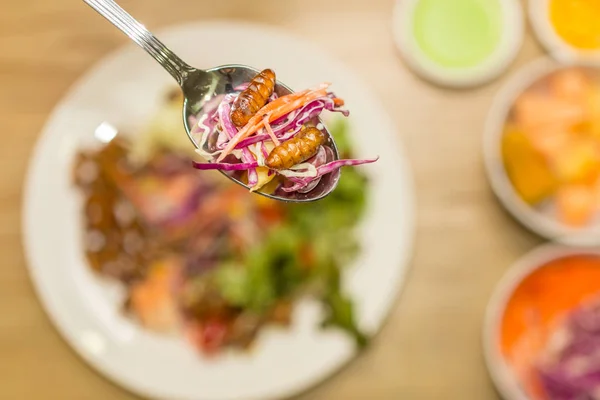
top-left (260, 142), bottom-right (269, 159)
top-left (282, 157), bottom-right (379, 193)
top-left (192, 161), bottom-right (259, 171)
top-left (271, 97), bottom-right (349, 137)
top-left (537, 296), bottom-right (600, 399)
top-left (297, 146), bottom-right (328, 193)
top-left (190, 94), bottom-right (223, 141)
top-left (217, 94), bottom-right (258, 185)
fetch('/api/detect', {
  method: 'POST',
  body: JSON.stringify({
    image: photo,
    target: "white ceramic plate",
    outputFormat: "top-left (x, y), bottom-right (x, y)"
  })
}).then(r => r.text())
top-left (529, 0), bottom-right (600, 63)
top-left (483, 244), bottom-right (600, 400)
top-left (483, 57), bottom-right (600, 247)
top-left (22, 21), bottom-right (415, 400)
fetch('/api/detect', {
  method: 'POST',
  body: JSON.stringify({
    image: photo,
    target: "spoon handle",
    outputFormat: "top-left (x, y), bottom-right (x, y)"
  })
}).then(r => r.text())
top-left (83, 0), bottom-right (192, 86)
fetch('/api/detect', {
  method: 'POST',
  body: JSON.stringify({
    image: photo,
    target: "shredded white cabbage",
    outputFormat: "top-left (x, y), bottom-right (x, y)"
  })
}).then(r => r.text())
top-left (278, 163), bottom-right (317, 178)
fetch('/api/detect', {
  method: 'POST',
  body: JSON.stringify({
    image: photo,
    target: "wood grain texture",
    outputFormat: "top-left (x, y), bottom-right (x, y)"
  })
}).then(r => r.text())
top-left (1, 0), bottom-right (546, 398)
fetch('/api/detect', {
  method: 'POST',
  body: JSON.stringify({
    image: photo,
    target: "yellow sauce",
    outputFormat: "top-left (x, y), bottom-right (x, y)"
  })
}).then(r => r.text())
top-left (550, 0), bottom-right (600, 50)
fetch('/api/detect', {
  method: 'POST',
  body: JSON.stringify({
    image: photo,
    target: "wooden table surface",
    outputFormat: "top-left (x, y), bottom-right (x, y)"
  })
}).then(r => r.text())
top-left (1, 0), bottom-right (547, 398)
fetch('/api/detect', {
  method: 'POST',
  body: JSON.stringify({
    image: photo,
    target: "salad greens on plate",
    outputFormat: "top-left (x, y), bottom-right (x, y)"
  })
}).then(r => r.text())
top-left (72, 89), bottom-right (369, 354)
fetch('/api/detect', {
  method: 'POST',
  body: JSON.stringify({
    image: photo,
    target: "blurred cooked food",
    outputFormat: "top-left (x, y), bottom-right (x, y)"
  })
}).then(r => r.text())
top-left (502, 126), bottom-right (556, 205)
top-left (72, 90), bottom-right (369, 355)
top-left (501, 67), bottom-right (600, 227)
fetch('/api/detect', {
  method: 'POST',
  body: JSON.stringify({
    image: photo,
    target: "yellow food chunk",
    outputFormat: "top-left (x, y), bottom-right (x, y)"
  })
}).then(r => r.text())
top-left (551, 137), bottom-right (600, 185)
top-left (556, 184), bottom-right (596, 227)
top-left (502, 128), bottom-right (557, 205)
top-left (248, 141), bottom-right (277, 192)
top-left (250, 166), bottom-right (276, 192)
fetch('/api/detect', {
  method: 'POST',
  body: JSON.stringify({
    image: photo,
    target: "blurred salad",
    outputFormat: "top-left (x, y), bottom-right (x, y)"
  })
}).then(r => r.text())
top-left (72, 89), bottom-right (369, 355)
top-left (502, 67), bottom-right (600, 228)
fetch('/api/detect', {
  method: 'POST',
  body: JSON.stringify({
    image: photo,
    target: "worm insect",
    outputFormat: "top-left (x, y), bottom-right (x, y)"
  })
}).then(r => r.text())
top-left (230, 69), bottom-right (276, 128)
top-left (265, 126), bottom-right (326, 170)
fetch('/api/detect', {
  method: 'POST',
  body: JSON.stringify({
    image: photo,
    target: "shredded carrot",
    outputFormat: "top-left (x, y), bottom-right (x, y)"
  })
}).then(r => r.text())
top-left (263, 115), bottom-right (280, 147)
top-left (216, 84), bottom-right (330, 162)
top-left (262, 88), bottom-right (312, 112)
top-left (218, 88), bottom-right (328, 160)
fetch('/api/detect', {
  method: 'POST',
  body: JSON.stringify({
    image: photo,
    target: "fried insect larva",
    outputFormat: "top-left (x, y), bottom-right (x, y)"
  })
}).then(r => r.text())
top-left (230, 69), bottom-right (276, 127)
top-left (265, 127), bottom-right (326, 170)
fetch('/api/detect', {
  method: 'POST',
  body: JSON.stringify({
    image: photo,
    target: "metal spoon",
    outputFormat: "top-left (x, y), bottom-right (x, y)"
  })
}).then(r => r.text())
top-left (82, 0), bottom-right (341, 202)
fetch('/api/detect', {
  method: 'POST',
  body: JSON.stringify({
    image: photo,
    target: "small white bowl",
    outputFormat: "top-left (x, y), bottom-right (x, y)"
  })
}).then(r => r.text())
top-left (483, 244), bottom-right (600, 400)
top-left (392, 0), bottom-right (524, 88)
top-left (483, 57), bottom-right (600, 247)
top-left (529, 0), bottom-right (600, 63)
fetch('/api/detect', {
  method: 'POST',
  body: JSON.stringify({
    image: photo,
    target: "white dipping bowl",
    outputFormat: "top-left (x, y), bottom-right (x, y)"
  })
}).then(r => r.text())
top-left (392, 0), bottom-right (524, 88)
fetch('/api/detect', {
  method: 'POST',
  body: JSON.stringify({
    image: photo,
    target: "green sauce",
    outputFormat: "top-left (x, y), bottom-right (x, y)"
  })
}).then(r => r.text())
top-left (412, 0), bottom-right (502, 69)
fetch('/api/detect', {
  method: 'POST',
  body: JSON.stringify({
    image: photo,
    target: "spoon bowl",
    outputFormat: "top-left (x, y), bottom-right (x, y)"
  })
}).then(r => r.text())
top-left (83, 0), bottom-right (340, 202)
top-left (181, 64), bottom-right (340, 202)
